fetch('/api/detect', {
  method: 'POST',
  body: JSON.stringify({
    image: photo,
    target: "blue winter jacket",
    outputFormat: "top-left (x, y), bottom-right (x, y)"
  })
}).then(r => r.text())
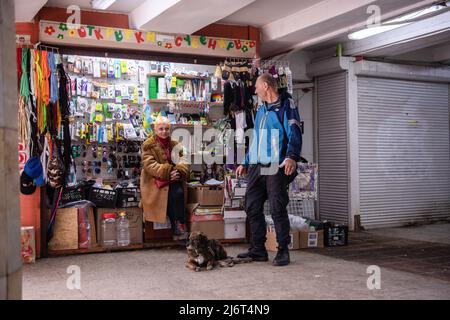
top-left (244, 92), bottom-right (303, 165)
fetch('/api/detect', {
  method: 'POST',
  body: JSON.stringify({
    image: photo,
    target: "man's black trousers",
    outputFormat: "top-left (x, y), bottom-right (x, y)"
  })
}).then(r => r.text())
top-left (244, 164), bottom-right (291, 249)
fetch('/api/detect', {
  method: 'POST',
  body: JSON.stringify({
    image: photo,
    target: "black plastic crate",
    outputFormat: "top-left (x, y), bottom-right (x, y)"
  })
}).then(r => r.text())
top-left (60, 185), bottom-right (85, 205)
top-left (88, 187), bottom-right (117, 208)
top-left (116, 187), bottom-right (141, 208)
top-left (323, 222), bottom-right (348, 247)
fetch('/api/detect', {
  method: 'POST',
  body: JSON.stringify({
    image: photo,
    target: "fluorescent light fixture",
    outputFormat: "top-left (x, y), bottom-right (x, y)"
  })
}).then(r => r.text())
top-left (91, 0), bottom-right (116, 10)
top-left (348, 24), bottom-right (408, 40)
top-left (348, 2), bottom-right (448, 40)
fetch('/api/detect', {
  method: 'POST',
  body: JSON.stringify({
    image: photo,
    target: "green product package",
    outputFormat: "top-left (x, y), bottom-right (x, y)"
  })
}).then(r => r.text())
top-left (148, 77), bottom-right (158, 99)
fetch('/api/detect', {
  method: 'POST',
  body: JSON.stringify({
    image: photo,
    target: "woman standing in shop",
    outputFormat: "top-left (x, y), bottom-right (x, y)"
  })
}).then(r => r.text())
top-left (140, 116), bottom-right (189, 239)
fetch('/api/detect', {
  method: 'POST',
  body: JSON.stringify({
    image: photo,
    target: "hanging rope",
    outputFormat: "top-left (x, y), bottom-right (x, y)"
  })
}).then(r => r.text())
top-left (18, 97), bottom-right (29, 144)
top-left (29, 49), bottom-right (36, 106)
top-left (41, 50), bottom-right (50, 106)
top-left (40, 133), bottom-right (50, 184)
top-left (20, 49), bottom-right (30, 102)
top-left (47, 52), bottom-right (58, 104)
top-left (33, 50), bottom-right (45, 134)
top-left (18, 49), bottom-right (31, 144)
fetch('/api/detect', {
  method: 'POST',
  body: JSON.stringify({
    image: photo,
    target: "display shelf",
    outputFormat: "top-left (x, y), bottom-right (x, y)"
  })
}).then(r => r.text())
top-left (147, 72), bottom-right (210, 80)
top-left (143, 239), bottom-right (246, 248)
top-left (47, 243), bottom-right (144, 256)
top-left (47, 238), bottom-right (246, 256)
top-left (148, 99), bottom-right (222, 106)
top-left (172, 124), bottom-right (213, 129)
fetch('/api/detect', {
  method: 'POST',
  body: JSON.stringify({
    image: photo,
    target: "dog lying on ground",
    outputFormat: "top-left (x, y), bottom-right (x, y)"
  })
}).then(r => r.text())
top-left (185, 231), bottom-right (252, 272)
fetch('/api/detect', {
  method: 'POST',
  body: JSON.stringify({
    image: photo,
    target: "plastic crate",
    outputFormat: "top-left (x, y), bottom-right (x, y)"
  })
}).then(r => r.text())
top-left (116, 187), bottom-right (141, 208)
top-left (60, 185), bottom-right (85, 205)
top-left (88, 187), bottom-right (117, 208)
top-left (323, 222), bottom-right (348, 247)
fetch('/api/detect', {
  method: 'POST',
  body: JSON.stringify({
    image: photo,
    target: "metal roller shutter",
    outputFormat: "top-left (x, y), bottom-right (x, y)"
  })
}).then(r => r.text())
top-left (317, 72), bottom-right (349, 224)
top-left (358, 77), bottom-right (450, 228)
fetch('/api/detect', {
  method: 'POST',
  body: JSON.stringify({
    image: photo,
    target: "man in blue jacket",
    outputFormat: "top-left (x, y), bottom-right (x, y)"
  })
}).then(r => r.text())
top-left (236, 73), bottom-right (302, 266)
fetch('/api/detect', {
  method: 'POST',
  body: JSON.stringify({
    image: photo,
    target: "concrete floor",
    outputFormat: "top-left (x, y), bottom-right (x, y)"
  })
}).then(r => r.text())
top-left (23, 223), bottom-right (450, 300)
top-left (368, 223), bottom-right (450, 245)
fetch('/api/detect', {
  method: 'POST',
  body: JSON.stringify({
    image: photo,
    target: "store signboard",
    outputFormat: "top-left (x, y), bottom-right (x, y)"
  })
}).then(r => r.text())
top-left (39, 20), bottom-right (256, 58)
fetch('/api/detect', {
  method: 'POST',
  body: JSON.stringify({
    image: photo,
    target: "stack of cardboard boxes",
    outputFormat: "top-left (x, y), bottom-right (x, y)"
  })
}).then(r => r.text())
top-left (185, 176), bottom-right (248, 241)
top-left (187, 185), bottom-right (225, 239)
top-left (223, 176), bottom-right (247, 240)
top-left (265, 217), bottom-right (325, 252)
top-left (265, 227), bottom-right (324, 251)
top-left (266, 220), bottom-right (349, 250)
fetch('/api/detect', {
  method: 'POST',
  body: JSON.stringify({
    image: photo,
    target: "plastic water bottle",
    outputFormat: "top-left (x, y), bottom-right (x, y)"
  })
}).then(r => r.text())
top-left (101, 213), bottom-right (117, 247)
top-left (117, 211), bottom-right (130, 247)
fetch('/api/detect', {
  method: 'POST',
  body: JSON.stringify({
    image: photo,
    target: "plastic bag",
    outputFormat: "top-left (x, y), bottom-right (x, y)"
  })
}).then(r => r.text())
top-left (289, 214), bottom-right (309, 232)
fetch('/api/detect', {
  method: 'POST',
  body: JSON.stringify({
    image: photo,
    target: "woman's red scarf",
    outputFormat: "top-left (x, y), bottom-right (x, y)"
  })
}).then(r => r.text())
top-left (156, 135), bottom-right (171, 162)
top-left (154, 135), bottom-right (174, 188)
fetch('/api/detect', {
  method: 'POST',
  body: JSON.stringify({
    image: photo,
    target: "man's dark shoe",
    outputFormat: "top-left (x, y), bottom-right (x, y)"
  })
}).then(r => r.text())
top-left (237, 248), bottom-right (269, 262)
top-left (273, 247), bottom-right (290, 266)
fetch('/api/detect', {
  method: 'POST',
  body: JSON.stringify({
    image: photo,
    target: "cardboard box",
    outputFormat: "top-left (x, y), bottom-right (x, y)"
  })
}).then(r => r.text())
top-left (299, 230), bottom-right (324, 248)
top-left (265, 228), bottom-right (300, 252)
top-left (145, 220), bottom-right (173, 242)
top-left (224, 197), bottom-right (245, 209)
top-left (21, 226), bottom-right (36, 263)
top-left (188, 186), bottom-right (224, 206)
top-left (234, 187), bottom-right (247, 197)
top-left (224, 210), bottom-right (246, 239)
top-left (187, 203), bottom-right (224, 240)
top-left (189, 220), bottom-right (225, 240)
top-left (225, 177), bottom-right (248, 198)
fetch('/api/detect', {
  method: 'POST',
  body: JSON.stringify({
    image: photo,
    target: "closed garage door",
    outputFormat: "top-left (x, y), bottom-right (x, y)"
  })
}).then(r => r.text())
top-left (317, 72), bottom-right (349, 224)
top-left (358, 77), bottom-right (450, 228)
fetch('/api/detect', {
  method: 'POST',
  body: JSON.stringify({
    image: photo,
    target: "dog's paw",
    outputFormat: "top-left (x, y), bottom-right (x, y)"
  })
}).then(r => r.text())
top-left (195, 267), bottom-right (202, 272)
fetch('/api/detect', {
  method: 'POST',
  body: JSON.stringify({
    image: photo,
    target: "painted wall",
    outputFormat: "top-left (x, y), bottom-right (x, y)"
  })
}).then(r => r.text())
top-left (17, 7), bottom-right (260, 48)
top-left (293, 87), bottom-right (314, 163)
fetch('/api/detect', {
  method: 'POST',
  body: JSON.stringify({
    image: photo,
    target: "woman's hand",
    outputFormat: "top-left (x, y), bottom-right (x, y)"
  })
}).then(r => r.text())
top-left (170, 170), bottom-right (181, 181)
top-left (236, 165), bottom-right (247, 178)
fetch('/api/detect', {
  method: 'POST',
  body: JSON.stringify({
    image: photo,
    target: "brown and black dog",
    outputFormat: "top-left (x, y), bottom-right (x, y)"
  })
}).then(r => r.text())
top-left (185, 231), bottom-right (252, 272)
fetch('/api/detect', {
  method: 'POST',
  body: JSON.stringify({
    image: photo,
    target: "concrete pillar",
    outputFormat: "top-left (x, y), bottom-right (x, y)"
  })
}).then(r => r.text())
top-left (0, 0), bottom-right (22, 300)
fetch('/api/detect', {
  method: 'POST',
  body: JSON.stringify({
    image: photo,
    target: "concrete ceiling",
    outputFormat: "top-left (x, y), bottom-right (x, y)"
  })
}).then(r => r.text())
top-left (389, 41), bottom-right (450, 66)
top-left (219, 0), bottom-right (320, 27)
top-left (128, 0), bottom-right (257, 34)
top-left (15, 0), bottom-right (48, 22)
top-left (45, 0), bottom-right (148, 13)
top-left (255, 0), bottom-right (438, 57)
top-left (15, 0), bottom-right (449, 62)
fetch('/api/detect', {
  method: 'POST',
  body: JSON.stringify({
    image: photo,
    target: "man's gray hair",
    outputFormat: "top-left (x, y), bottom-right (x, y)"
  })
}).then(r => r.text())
top-left (258, 73), bottom-right (278, 91)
